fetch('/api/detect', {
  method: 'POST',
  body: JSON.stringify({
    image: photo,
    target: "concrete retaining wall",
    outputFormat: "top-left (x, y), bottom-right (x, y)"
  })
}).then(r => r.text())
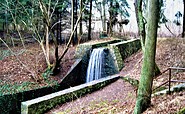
top-left (109, 39), bottom-right (141, 70)
top-left (21, 75), bottom-right (120, 114)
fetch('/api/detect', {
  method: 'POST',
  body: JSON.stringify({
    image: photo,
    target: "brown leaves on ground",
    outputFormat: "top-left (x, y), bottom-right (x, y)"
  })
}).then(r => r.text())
top-left (144, 91), bottom-right (185, 114)
top-left (0, 43), bottom-right (76, 90)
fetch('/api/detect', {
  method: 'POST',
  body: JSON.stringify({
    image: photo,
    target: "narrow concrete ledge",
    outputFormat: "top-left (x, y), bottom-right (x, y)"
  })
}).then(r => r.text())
top-left (21, 75), bottom-right (120, 114)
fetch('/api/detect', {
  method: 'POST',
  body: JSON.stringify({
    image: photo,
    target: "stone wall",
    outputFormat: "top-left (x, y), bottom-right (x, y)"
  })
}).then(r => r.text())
top-left (21, 75), bottom-right (120, 114)
top-left (0, 84), bottom-right (61, 114)
top-left (109, 39), bottom-right (141, 71)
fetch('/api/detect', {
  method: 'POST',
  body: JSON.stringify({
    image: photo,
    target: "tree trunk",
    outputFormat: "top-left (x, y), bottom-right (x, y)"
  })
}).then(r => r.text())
top-left (134, 0), bottom-right (160, 76)
top-left (109, 2), bottom-right (113, 36)
top-left (134, 0), bottom-right (160, 113)
top-left (71, 0), bottom-right (78, 45)
top-left (134, 0), bottom-right (146, 49)
top-left (51, 9), bottom-right (84, 75)
top-left (59, 12), bottom-right (62, 43)
top-left (45, 24), bottom-right (51, 68)
top-left (102, 0), bottom-right (106, 31)
top-left (74, 0), bottom-right (78, 44)
top-left (79, 0), bottom-right (83, 36)
top-left (88, 0), bottom-right (92, 41)
top-left (182, 0), bottom-right (185, 37)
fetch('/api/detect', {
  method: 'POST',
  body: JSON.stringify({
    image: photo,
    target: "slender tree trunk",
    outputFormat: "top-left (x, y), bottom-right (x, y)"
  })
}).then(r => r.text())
top-left (51, 8), bottom-right (84, 75)
top-left (59, 12), bottom-right (62, 43)
top-left (74, 0), bottom-right (78, 44)
top-left (71, 0), bottom-right (74, 44)
top-left (88, 0), bottom-right (92, 40)
top-left (109, 2), bottom-right (113, 36)
top-left (102, 0), bottom-right (106, 31)
top-left (79, 0), bottom-right (83, 36)
top-left (134, 0), bottom-right (160, 113)
top-left (182, 0), bottom-right (185, 37)
top-left (45, 24), bottom-right (50, 67)
top-left (56, 10), bottom-right (59, 44)
top-left (134, 0), bottom-right (146, 49)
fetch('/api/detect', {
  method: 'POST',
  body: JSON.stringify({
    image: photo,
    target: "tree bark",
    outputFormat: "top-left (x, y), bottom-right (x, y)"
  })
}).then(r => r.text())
top-left (45, 25), bottom-right (50, 67)
top-left (134, 0), bottom-right (160, 76)
top-left (71, 0), bottom-right (78, 45)
top-left (102, 0), bottom-right (106, 31)
top-left (134, 0), bottom-right (146, 49)
top-left (88, 0), bottom-right (92, 40)
top-left (79, 0), bottom-right (83, 36)
top-left (109, 2), bottom-right (113, 36)
top-left (134, 0), bottom-right (160, 113)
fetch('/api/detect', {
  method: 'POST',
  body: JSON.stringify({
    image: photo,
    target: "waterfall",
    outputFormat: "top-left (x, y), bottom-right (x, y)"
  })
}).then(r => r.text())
top-left (86, 48), bottom-right (105, 83)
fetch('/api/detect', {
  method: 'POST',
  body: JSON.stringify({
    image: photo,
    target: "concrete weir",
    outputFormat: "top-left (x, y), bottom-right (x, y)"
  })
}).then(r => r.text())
top-left (21, 38), bottom-right (141, 114)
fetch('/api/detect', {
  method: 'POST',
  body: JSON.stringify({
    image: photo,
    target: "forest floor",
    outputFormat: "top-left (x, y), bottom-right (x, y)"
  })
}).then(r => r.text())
top-left (0, 43), bottom-right (76, 94)
top-left (0, 37), bottom-right (185, 113)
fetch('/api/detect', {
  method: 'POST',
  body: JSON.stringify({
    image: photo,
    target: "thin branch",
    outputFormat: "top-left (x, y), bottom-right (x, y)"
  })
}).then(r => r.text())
top-left (49, 0), bottom-right (59, 21)
top-left (0, 38), bottom-right (38, 82)
top-left (164, 23), bottom-right (176, 37)
top-left (59, 8), bottom-right (85, 61)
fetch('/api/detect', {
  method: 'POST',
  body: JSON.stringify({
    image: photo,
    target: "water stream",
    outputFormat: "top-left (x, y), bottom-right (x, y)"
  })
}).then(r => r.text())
top-left (86, 48), bottom-right (106, 83)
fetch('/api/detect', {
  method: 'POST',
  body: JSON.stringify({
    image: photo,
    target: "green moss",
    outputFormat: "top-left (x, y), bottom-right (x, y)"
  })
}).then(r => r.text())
top-left (178, 107), bottom-right (185, 114)
top-left (121, 76), bottom-right (139, 88)
top-left (108, 39), bottom-right (141, 71)
top-left (0, 50), bottom-right (12, 60)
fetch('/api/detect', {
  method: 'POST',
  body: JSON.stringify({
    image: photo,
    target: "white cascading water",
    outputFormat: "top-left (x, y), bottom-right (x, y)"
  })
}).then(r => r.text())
top-left (86, 48), bottom-right (105, 83)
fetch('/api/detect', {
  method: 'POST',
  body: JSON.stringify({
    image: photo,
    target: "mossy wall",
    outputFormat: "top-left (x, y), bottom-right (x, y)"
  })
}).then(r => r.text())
top-left (21, 75), bottom-right (120, 114)
top-left (0, 85), bottom-right (60, 114)
top-left (103, 48), bottom-right (119, 77)
top-left (109, 39), bottom-right (141, 70)
top-left (75, 38), bottom-right (141, 73)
